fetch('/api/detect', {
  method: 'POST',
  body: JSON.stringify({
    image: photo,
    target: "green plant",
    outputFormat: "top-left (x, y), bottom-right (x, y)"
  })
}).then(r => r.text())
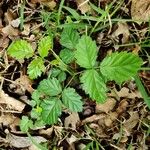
top-left (7, 27), bottom-right (142, 128)
top-left (7, 36), bottom-right (52, 79)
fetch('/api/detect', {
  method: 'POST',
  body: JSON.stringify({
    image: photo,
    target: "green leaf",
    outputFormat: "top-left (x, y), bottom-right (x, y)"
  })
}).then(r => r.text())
top-left (63, 6), bottom-right (81, 20)
top-left (20, 116), bottom-right (33, 132)
top-left (41, 98), bottom-right (62, 124)
top-left (38, 78), bottom-right (62, 96)
top-left (49, 68), bottom-right (61, 78)
top-left (60, 28), bottom-right (80, 49)
top-left (58, 71), bottom-right (66, 82)
top-left (7, 40), bottom-right (34, 60)
top-left (38, 36), bottom-right (53, 58)
top-left (100, 52), bottom-right (143, 83)
top-left (59, 48), bottom-right (74, 64)
top-left (75, 35), bottom-right (98, 68)
top-left (27, 57), bottom-right (45, 79)
top-left (62, 87), bottom-right (83, 112)
top-left (80, 69), bottom-right (107, 103)
top-left (134, 75), bottom-right (150, 109)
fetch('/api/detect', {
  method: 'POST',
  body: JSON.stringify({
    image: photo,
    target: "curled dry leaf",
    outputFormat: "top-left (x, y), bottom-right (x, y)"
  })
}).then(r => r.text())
top-left (123, 111), bottom-right (139, 136)
top-left (9, 75), bottom-right (34, 95)
top-left (0, 90), bottom-right (25, 112)
top-left (21, 24), bottom-right (31, 36)
top-left (64, 112), bottom-right (80, 130)
top-left (31, 0), bottom-right (56, 9)
top-left (111, 22), bottom-right (130, 44)
top-left (0, 35), bottom-right (10, 49)
top-left (39, 127), bottom-right (53, 136)
top-left (76, 0), bottom-right (91, 14)
top-left (104, 112), bottom-right (118, 127)
top-left (2, 25), bottom-right (19, 37)
top-left (0, 114), bottom-right (20, 131)
top-left (131, 0), bottom-right (150, 22)
top-left (109, 87), bottom-right (142, 99)
top-left (96, 98), bottom-right (116, 113)
top-left (11, 18), bottom-right (20, 28)
top-left (82, 114), bottom-right (105, 125)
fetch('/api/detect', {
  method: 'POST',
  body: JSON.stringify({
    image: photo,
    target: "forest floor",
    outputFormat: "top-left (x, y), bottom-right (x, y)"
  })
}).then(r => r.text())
top-left (0, 0), bottom-right (150, 150)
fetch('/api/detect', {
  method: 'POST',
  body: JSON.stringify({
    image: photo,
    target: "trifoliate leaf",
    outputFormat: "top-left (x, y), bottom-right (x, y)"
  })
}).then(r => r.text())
top-left (59, 48), bottom-right (74, 64)
top-left (100, 52), bottom-right (143, 84)
top-left (38, 78), bottom-right (62, 96)
top-left (80, 69), bottom-right (107, 103)
top-left (41, 98), bottom-right (62, 124)
top-left (62, 87), bottom-right (83, 112)
top-left (7, 40), bottom-right (34, 60)
top-left (27, 57), bottom-right (45, 79)
top-left (60, 28), bottom-right (80, 49)
top-left (20, 116), bottom-right (33, 132)
top-left (38, 36), bottom-right (53, 58)
top-left (75, 35), bottom-right (97, 68)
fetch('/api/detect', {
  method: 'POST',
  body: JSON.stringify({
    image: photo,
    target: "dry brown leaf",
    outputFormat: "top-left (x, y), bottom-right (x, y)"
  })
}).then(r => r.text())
top-left (131, 0), bottom-right (150, 22)
top-left (11, 18), bottom-right (20, 28)
top-left (76, 0), bottom-right (91, 14)
top-left (64, 112), bottom-right (80, 130)
top-left (123, 111), bottom-right (139, 135)
top-left (2, 25), bottom-right (19, 36)
top-left (89, 123), bottom-right (108, 138)
top-left (39, 127), bottom-right (53, 136)
top-left (0, 90), bottom-right (25, 112)
top-left (42, 1), bottom-right (56, 10)
top-left (82, 114), bottom-right (105, 125)
top-left (96, 98), bottom-right (116, 113)
top-left (8, 133), bottom-right (47, 148)
top-left (0, 35), bottom-right (10, 49)
top-left (111, 22), bottom-right (130, 44)
top-left (21, 24), bottom-right (31, 36)
top-left (32, 0), bottom-right (56, 9)
top-left (110, 87), bottom-right (142, 99)
top-left (0, 114), bottom-right (20, 131)
top-left (9, 75), bottom-right (34, 95)
top-left (104, 112), bottom-right (118, 127)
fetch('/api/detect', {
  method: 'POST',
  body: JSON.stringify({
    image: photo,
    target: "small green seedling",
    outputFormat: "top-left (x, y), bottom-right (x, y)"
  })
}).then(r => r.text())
top-left (7, 27), bottom-right (142, 129)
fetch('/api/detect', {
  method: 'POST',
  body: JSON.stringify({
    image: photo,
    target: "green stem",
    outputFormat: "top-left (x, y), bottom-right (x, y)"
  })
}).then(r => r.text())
top-left (134, 74), bottom-right (150, 109)
top-left (50, 49), bottom-right (74, 76)
top-left (57, 0), bottom-right (65, 26)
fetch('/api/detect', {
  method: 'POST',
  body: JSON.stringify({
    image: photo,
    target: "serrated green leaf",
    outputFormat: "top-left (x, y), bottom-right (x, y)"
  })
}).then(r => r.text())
top-left (80, 69), bottom-right (107, 103)
top-left (58, 71), bottom-right (66, 82)
top-left (38, 36), bottom-right (53, 58)
top-left (62, 87), bottom-right (83, 112)
top-left (59, 48), bottom-right (74, 64)
top-left (27, 57), bottom-right (45, 79)
top-left (7, 40), bottom-right (34, 60)
top-left (60, 28), bottom-right (80, 49)
top-left (48, 68), bottom-right (61, 79)
top-left (100, 52), bottom-right (143, 83)
top-left (38, 78), bottom-right (62, 96)
top-left (31, 108), bottom-right (41, 119)
top-left (20, 116), bottom-right (33, 132)
top-left (75, 35), bottom-right (97, 68)
top-left (41, 98), bottom-right (62, 124)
